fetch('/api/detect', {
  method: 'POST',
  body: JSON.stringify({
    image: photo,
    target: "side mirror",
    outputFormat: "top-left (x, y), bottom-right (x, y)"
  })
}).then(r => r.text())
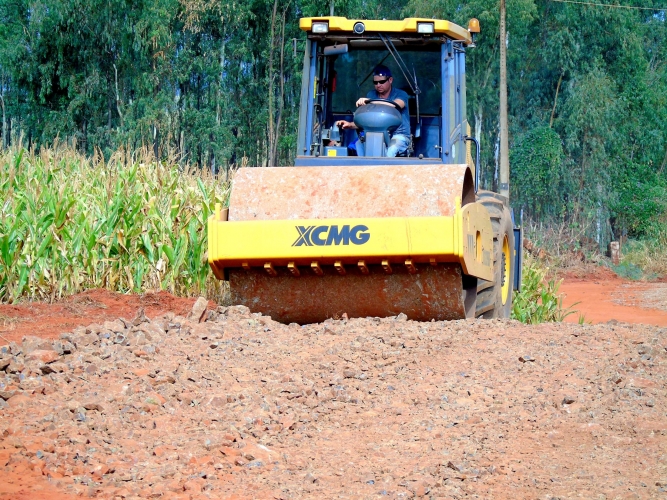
top-left (323, 44), bottom-right (349, 56)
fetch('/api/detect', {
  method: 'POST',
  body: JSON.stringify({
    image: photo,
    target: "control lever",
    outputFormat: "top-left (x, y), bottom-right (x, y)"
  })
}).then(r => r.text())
top-left (330, 124), bottom-right (341, 143)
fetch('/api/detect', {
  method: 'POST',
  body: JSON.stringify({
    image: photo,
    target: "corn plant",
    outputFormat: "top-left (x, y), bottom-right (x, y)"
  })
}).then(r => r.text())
top-left (0, 146), bottom-right (230, 303)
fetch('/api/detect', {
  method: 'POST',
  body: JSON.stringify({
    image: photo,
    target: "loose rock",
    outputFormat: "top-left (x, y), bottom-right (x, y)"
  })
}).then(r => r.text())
top-left (0, 308), bottom-right (665, 499)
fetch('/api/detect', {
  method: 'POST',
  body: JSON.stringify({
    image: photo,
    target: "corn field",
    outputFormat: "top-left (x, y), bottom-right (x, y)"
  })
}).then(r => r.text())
top-left (0, 145), bottom-right (230, 303)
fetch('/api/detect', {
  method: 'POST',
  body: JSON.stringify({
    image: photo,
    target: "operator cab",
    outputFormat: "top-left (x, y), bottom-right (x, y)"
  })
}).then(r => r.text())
top-left (295, 17), bottom-right (478, 166)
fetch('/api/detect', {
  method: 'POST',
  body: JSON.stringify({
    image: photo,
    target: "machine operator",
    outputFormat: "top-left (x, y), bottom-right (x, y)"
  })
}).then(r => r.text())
top-left (336, 65), bottom-right (410, 157)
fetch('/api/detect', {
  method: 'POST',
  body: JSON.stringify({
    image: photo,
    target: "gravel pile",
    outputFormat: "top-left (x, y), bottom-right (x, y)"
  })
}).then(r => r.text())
top-left (1, 299), bottom-right (666, 499)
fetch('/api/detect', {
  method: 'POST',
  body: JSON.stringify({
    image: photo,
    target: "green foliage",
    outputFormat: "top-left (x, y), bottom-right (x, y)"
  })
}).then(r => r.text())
top-left (615, 232), bottom-right (667, 280)
top-left (611, 163), bottom-right (667, 238)
top-left (0, 146), bottom-right (229, 303)
top-left (556, 67), bottom-right (620, 221)
top-left (511, 126), bottom-right (565, 219)
top-left (1, 0), bottom-right (667, 244)
top-left (0, 0), bottom-right (310, 169)
top-left (511, 256), bottom-right (577, 323)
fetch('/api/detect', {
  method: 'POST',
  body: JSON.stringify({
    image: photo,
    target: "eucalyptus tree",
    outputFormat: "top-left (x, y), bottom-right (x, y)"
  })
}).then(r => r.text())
top-left (0, 0), bottom-right (665, 242)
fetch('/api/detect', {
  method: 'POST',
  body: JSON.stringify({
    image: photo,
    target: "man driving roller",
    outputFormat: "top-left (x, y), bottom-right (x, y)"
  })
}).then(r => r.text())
top-left (336, 65), bottom-right (410, 157)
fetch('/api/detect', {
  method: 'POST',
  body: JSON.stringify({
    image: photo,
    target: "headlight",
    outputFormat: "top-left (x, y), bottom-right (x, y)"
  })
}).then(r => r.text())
top-left (312, 22), bottom-right (329, 33)
top-left (353, 22), bottom-right (365, 34)
top-left (417, 22), bottom-right (434, 34)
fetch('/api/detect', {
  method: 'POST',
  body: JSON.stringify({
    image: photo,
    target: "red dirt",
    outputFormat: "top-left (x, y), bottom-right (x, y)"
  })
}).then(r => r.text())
top-left (0, 290), bottom-right (202, 500)
top-left (0, 289), bottom-right (200, 344)
top-left (560, 270), bottom-right (667, 326)
top-left (0, 281), bottom-right (666, 499)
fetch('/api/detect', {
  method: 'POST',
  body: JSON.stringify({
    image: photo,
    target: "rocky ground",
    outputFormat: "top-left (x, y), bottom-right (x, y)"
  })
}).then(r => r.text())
top-left (1, 297), bottom-right (666, 499)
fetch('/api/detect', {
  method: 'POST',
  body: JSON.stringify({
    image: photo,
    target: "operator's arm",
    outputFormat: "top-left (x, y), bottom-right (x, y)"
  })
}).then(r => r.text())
top-left (338, 95), bottom-right (369, 129)
top-left (336, 119), bottom-right (357, 130)
top-left (392, 88), bottom-right (409, 109)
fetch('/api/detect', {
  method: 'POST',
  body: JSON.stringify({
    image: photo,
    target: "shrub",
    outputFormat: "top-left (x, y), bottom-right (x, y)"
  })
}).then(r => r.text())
top-left (615, 231), bottom-right (667, 280)
top-left (510, 126), bottom-right (566, 221)
top-left (512, 255), bottom-right (579, 323)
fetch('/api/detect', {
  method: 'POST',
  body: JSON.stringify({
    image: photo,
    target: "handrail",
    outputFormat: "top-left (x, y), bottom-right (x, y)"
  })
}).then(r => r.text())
top-left (464, 135), bottom-right (481, 193)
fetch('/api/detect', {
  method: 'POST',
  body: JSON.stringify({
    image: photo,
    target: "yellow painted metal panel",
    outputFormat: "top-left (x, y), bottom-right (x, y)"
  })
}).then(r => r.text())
top-left (459, 201), bottom-right (493, 279)
top-left (210, 216), bottom-right (455, 263)
top-left (208, 203), bottom-right (493, 280)
top-left (299, 17), bottom-right (472, 44)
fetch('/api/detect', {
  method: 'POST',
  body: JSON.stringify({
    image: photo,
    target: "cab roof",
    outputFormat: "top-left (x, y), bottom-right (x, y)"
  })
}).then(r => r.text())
top-left (299, 17), bottom-right (472, 45)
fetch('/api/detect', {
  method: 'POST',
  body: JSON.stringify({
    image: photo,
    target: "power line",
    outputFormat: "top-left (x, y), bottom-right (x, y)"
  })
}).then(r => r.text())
top-left (551, 0), bottom-right (666, 10)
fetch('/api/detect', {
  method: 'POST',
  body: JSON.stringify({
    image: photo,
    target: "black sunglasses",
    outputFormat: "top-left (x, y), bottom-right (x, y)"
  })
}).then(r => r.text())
top-left (373, 78), bottom-right (389, 85)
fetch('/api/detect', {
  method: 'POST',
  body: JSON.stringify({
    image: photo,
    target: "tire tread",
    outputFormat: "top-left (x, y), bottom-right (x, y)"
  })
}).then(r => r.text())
top-left (474, 190), bottom-right (514, 318)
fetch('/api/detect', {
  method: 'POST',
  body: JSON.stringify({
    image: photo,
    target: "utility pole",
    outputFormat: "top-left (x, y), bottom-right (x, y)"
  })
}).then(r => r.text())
top-left (330, 0), bottom-right (334, 16)
top-left (499, 0), bottom-right (510, 199)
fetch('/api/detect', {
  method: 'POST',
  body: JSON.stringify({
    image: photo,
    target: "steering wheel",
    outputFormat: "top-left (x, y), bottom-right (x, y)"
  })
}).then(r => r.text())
top-left (366, 98), bottom-right (402, 111)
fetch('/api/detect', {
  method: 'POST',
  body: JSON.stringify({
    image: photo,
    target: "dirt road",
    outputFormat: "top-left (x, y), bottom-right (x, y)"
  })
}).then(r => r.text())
top-left (560, 272), bottom-right (667, 326)
top-left (0, 283), bottom-right (665, 499)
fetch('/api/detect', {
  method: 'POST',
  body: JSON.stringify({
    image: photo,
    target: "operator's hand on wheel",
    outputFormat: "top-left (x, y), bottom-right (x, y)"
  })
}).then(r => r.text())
top-left (355, 97), bottom-right (369, 107)
top-left (337, 120), bottom-right (352, 129)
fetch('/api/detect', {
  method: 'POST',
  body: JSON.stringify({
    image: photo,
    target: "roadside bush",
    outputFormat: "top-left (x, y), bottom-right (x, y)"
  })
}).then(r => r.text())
top-left (615, 229), bottom-right (667, 280)
top-left (0, 145), bottom-right (229, 303)
top-left (611, 162), bottom-right (667, 239)
top-left (512, 255), bottom-right (580, 324)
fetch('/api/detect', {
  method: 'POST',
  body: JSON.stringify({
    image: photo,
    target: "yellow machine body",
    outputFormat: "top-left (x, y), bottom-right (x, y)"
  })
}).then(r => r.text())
top-left (299, 17), bottom-right (473, 44)
top-left (208, 165), bottom-right (495, 324)
top-left (206, 16), bottom-right (517, 324)
top-left (209, 205), bottom-right (492, 281)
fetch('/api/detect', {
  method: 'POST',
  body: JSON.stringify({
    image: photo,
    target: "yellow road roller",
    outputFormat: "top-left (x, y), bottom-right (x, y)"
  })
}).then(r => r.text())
top-left (208, 16), bottom-right (522, 324)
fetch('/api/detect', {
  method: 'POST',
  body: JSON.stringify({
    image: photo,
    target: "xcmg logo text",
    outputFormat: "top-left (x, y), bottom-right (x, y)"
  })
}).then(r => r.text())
top-left (293, 225), bottom-right (370, 246)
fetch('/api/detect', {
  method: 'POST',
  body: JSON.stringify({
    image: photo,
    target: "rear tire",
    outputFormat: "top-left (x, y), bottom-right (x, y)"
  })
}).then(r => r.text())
top-left (475, 191), bottom-right (515, 318)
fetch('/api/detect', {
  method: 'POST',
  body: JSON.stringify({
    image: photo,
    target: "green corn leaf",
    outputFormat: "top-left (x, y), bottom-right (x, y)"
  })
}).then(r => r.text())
top-left (15, 264), bottom-right (29, 300)
top-left (0, 234), bottom-right (10, 266)
top-left (1, 147), bottom-right (229, 302)
top-left (161, 244), bottom-right (174, 265)
top-left (142, 232), bottom-right (155, 263)
top-left (35, 231), bottom-right (54, 261)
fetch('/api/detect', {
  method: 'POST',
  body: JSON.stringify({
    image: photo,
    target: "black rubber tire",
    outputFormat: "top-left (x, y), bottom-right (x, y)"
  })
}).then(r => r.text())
top-left (475, 190), bottom-right (515, 318)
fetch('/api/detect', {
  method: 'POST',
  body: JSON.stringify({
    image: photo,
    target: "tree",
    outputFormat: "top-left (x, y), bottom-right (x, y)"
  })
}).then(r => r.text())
top-left (511, 125), bottom-right (565, 219)
top-left (0, 0), bottom-right (666, 242)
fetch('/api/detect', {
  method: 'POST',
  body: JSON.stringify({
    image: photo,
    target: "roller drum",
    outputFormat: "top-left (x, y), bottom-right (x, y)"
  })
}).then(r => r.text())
top-left (230, 263), bottom-right (466, 324)
top-left (226, 164), bottom-right (475, 324)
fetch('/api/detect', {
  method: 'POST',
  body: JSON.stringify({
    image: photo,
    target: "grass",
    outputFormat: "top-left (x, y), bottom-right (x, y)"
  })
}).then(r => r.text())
top-left (522, 216), bottom-right (667, 281)
top-left (614, 232), bottom-right (667, 280)
top-left (511, 255), bottom-right (581, 324)
top-left (0, 144), bottom-right (230, 303)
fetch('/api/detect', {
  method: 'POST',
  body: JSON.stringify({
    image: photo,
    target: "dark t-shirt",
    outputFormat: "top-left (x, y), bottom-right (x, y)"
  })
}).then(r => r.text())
top-left (366, 87), bottom-right (411, 137)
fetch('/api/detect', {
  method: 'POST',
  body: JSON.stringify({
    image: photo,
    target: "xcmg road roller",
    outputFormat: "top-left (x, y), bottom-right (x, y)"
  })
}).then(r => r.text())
top-left (208, 16), bottom-right (522, 324)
